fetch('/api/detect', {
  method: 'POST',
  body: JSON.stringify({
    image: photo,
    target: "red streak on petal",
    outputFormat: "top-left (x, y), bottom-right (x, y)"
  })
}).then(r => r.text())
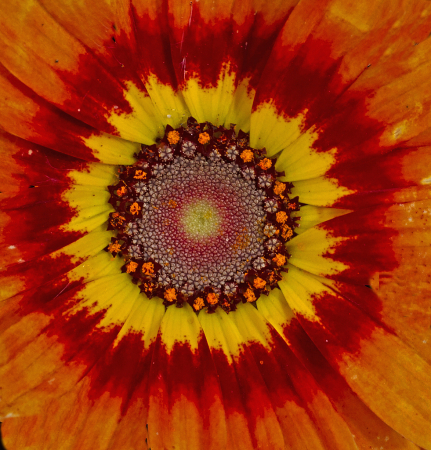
top-left (0, 64), bottom-right (101, 162)
top-left (168, 6), bottom-right (294, 89)
top-left (210, 343), bottom-right (288, 447)
top-left (130, 4), bottom-right (179, 89)
top-left (286, 283), bottom-right (395, 377)
top-left (256, 37), bottom-right (410, 207)
top-left (54, 54), bottom-right (134, 135)
top-left (1, 184), bottom-right (82, 262)
top-left (283, 317), bottom-right (362, 403)
top-left (245, 328), bottom-right (322, 406)
top-left (320, 205), bottom-right (398, 284)
top-left (147, 338), bottom-right (223, 425)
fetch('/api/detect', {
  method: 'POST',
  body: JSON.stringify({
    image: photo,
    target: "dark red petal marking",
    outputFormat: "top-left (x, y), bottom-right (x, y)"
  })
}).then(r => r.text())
top-left (0, 185), bottom-right (81, 262)
top-left (167, 0), bottom-right (297, 88)
top-left (283, 317), bottom-right (420, 449)
top-left (0, 130), bottom-right (90, 192)
top-left (319, 205), bottom-right (398, 285)
top-left (146, 337), bottom-right (227, 449)
top-left (0, 65), bottom-right (102, 162)
top-left (253, 1), bottom-right (431, 207)
top-left (0, 2), bottom-right (138, 135)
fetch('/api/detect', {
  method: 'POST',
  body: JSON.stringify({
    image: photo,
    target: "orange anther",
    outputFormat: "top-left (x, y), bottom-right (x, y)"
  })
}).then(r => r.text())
top-left (108, 242), bottom-right (121, 254)
top-left (207, 293), bottom-right (218, 305)
top-left (193, 297), bottom-right (205, 311)
top-left (276, 211), bottom-right (288, 223)
top-left (168, 199), bottom-right (177, 208)
top-left (244, 289), bottom-right (256, 303)
top-left (134, 170), bottom-right (147, 180)
top-left (164, 288), bottom-right (177, 302)
top-left (253, 277), bottom-right (266, 289)
top-left (282, 225), bottom-right (293, 239)
top-left (130, 202), bottom-right (141, 215)
top-left (167, 130), bottom-right (180, 145)
top-left (126, 261), bottom-right (138, 273)
top-left (240, 149), bottom-right (254, 163)
top-left (258, 158), bottom-right (272, 170)
top-left (273, 254), bottom-right (286, 267)
top-left (142, 262), bottom-right (155, 275)
top-left (117, 185), bottom-right (127, 196)
top-left (274, 181), bottom-right (286, 195)
top-left (143, 282), bottom-right (155, 293)
top-left (198, 132), bottom-right (210, 144)
top-left (288, 202), bottom-right (296, 210)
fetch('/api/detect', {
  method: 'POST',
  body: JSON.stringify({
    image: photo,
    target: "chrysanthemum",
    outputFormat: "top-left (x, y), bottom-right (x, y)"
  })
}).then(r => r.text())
top-left (1, 0), bottom-right (431, 449)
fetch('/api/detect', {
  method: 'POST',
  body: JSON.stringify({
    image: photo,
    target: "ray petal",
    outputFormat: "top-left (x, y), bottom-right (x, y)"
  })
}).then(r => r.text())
top-left (146, 303), bottom-right (227, 450)
top-left (200, 302), bottom-right (358, 450)
top-left (278, 267), bottom-right (431, 449)
top-left (257, 288), bottom-right (422, 450)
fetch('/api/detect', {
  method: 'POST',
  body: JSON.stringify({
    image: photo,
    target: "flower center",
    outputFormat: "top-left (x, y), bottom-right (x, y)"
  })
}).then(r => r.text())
top-left (106, 117), bottom-right (299, 312)
top-left (181, 199), bottom-right (220, 240)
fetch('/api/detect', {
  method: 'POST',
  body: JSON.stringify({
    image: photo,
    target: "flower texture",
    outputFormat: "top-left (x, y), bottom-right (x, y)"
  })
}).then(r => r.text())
top-left (1, 0), bottom-right (431, 449)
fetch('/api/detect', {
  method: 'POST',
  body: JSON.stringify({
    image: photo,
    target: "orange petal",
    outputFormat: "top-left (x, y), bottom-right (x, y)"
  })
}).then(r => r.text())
top-left (257, 289), bottom-right (422, 450)
top-left (200, 302), bottom-right (358, 450)
top-left (279, 268), bottom-right (431, 449)
top-left (146, 303), bottom-right (227, 450)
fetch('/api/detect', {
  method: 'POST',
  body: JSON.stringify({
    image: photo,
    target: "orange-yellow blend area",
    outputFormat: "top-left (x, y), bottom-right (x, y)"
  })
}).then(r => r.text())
top-left (0, 0), bottom-right (431, 449)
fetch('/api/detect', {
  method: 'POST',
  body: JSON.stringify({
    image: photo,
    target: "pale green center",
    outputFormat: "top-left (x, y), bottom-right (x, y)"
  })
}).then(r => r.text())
top-left (181, 199), bottom-right (221, 239)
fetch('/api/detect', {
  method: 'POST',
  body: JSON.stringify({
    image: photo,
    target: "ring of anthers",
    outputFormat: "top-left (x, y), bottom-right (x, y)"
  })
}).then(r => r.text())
top-left (106, 117), bottom-right (299, 313)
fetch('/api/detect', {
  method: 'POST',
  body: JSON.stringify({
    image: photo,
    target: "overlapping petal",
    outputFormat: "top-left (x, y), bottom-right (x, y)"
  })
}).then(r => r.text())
top-left (1, 0), bottom-right (431, 449)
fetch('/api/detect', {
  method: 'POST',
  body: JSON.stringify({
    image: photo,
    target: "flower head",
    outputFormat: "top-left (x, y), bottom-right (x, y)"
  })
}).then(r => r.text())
top-left (1, 0), bottom-right (431, 449)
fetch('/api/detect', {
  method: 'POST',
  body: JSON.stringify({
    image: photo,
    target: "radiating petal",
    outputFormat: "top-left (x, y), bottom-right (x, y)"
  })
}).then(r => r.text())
top-left (146, 303), bottom-right (226, 450)
top-left (288, 198), bottom-right (431, 363)
top-left (1, 293), bottom-right (165, 450)
top-left (167, 0), bottom-right (298, 129)
top-left (278, 266), bottom-right (431, 449)
top-left (37, 0), bottom-right (191, 131)
top-left (199, 302), bottom-right (357, 450)
top-left (0, 0), bottom-right (161, 142)
top-left (251, 0), bottom-right (431, 206)
top-left (0, 65), bottom-right (140, 165)
top-left (257, 288), bottom-right (422, 450)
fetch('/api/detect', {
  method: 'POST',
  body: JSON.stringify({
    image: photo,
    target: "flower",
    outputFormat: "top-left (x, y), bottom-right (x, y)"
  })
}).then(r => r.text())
top-left (1, 1), bottom-right (431, 449)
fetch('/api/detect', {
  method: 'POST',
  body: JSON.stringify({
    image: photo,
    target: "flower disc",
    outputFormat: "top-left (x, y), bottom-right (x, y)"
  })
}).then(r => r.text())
top-left (107, 118), bottom-right (299, 312)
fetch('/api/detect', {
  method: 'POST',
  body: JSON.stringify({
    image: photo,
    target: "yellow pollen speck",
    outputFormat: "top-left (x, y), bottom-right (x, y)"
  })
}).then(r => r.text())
top-left (168, 199), bottom-right (177, 208)
top-left (142, 262), bottom-right (155, 275)
top-left (108, 242), bottom-right (121, 254)
top-left (244, 289), bottom-right (256, 302)
top-left (274, 181), bottom-right (286, 195)
top-left (253, 277), bottom-right (266, 289)
top-left (207, 293), bottom-right (218, 305)
top-left (134, 170), bottom-right (147, 180)
top-left (273, 254), bottom-right (286, 267)
top-left (198, 132), bottom-right (210, 144)
top-left (287, 202), bottom-right (296, 210)
top-left (258, 158), bottom-right (272, 170)
top-left (130, 202), bottom-right (141, 215)
top-left (193, 297), bottom-right (205, 311)
top-left (164, 288), bottom-right (177, 302)
top-left (240, 149), bottom-right (254, 162)
top-left (126, 261), bottom-right (138, 273)
top-left (276, 211), bottom-right (288, 223)
top-left (167, 130), bottom-right (180, 145)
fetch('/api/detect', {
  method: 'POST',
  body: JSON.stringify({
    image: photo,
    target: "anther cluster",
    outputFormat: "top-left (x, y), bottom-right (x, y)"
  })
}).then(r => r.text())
top-left (107, 117), bottom-right (299, 313)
